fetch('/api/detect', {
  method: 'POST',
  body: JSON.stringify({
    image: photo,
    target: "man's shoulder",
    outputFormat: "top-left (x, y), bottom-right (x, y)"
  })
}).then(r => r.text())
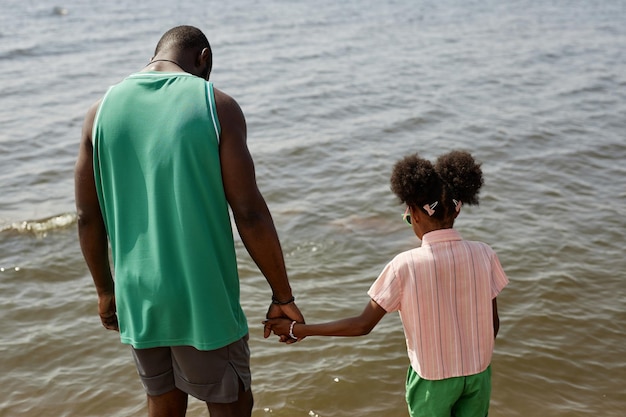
top-left (212, 86), bottom-right (245, 126)
top-left (212, 86), bottom-right (237, 106)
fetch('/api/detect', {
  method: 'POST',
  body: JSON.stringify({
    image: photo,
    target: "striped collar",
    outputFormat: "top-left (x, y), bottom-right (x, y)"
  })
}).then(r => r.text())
top-left (420, 228), bottom-right (462, 246)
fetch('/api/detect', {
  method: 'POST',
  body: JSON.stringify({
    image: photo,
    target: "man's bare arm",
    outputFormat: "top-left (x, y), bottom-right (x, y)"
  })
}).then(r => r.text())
top-left (215, 88), bottom-right (304, 329)
top-left (75, 101), bottom-right (118, 331)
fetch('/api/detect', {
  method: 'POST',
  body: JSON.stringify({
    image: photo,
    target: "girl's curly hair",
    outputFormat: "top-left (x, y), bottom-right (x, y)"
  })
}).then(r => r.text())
top-left (390, 151), bottom-right (483, 222)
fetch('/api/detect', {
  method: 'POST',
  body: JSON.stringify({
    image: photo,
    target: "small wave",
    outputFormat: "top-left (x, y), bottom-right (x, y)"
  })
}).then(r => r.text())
top-left (52, 6), bottom-right (69, 16)
top-left (0, 46), bottom-right (38, 60)
top-left (0, 213), bottom-right (76, 235)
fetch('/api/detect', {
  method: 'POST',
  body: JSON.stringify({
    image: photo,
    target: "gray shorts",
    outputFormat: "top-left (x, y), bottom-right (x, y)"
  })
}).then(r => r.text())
top-left (130, 335), bottom-right (251, 403)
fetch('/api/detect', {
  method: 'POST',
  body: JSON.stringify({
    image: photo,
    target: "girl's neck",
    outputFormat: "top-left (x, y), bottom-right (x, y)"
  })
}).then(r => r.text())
top-left (413, 214), bottom-right (454, 240)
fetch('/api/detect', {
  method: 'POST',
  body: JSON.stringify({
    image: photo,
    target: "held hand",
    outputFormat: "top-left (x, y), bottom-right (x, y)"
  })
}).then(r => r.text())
top-left (265, 301), bottom-right (305, 343)
top-left (265, 303), bottom-right (288, 342)
top-left (263, 318), bottom-right (295, 342)
top-left (98, 292), bottom-right (119, 331)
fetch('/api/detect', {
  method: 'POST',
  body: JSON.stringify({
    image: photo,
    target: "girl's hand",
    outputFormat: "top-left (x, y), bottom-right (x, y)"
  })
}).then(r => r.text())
top-left (265, 300), bottom-right (305, 343)
top-left (263, 318), bottom-right (294, 342)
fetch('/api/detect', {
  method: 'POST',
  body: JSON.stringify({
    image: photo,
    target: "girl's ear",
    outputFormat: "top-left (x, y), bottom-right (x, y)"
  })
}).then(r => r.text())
top-left (409, 206), bottom-right (421, 223)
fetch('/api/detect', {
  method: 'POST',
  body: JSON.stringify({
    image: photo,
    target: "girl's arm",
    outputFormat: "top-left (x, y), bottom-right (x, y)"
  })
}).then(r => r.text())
top-left (264, 299), bottom-right (387, 340)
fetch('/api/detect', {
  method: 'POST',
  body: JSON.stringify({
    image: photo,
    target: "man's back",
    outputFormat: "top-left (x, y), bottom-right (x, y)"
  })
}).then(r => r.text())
top-left (93, 72), bottom-right (248, 350)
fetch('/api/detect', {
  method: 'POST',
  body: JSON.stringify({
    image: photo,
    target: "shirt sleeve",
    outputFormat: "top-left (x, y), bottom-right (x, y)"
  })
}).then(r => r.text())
top-left (367, 259), bottom-right (402, 313)
top-left (490, 252), bottom-right (509, 298)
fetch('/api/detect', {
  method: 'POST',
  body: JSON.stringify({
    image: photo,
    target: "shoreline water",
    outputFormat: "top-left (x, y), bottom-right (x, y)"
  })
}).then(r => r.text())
top-left (2, 0), bottom-right (625, 416)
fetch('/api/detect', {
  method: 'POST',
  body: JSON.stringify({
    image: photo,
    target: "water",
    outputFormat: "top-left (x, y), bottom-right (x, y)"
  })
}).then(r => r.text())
top-left (1, 0), bottom-right (625, 416)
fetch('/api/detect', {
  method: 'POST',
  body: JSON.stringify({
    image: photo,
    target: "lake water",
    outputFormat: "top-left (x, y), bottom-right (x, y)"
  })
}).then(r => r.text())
top-left (1, 0), bottom-right (625, 416)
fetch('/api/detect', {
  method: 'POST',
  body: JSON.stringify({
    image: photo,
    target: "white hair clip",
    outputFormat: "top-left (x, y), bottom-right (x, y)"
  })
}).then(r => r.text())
top-left (422, 201), bottom-right (438, 216)
top-left (453, 199), bottom-right (462, 212)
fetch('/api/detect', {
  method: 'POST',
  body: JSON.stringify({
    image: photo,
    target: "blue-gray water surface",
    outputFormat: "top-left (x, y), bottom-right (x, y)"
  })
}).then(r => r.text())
top-left (1, 0), bottom-right (625, 416)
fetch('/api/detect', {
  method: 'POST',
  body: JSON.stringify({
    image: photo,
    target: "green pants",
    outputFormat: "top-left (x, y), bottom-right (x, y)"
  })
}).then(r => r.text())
top-left (405, 366), bottom-right (492, 417)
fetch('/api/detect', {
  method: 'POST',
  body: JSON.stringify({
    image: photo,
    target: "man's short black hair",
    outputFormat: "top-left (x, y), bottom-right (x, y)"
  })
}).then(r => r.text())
top-left (155, 25), bottom-right (210, 55)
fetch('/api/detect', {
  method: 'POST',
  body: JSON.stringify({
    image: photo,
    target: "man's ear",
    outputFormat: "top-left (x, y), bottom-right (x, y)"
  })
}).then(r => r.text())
top-left (198, 48), bottom-right (210, 65)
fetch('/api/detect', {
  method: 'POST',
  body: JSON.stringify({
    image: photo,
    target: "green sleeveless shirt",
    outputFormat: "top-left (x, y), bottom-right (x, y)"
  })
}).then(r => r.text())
top-left (93, 72), bottom-right (248, 350)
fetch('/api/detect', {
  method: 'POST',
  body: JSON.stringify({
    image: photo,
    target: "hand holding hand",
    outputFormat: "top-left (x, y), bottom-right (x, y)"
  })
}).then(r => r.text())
top-left (263, 317), bottom-right (296, 342)
top-left (264, 298), bottom-right (305, 344)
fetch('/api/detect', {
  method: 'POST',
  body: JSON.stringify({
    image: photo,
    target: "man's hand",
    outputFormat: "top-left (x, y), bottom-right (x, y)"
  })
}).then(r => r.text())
top-left (263, 317), bottom-right (294, 342)
top-left (98, 292), bottom-right (119, 331)
top-left (264, 301), bottom-right (304, 343)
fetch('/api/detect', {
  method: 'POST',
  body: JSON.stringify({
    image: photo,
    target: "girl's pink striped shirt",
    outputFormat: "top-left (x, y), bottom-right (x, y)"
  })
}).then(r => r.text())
top-left (368, 228), bottom-right (508, 380)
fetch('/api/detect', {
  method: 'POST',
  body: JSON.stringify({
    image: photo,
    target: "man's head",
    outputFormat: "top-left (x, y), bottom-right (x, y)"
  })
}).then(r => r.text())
top-left (153, 25), bottom-right (212, 80)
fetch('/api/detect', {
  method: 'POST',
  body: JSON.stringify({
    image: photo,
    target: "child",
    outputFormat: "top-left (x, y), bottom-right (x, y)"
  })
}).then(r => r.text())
top-left (264, 150), bottom-right (509, 417)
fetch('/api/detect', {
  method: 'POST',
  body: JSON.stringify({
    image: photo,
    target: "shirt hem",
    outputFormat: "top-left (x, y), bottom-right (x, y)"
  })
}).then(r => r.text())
top-left (120, 327), bottom-right (249, 351)
top-left (410, 361), bottom-right (493, 381)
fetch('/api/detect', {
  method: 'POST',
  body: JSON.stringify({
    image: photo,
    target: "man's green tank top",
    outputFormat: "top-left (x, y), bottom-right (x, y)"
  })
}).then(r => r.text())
top-left (93, 72), bottom-right (248, 350)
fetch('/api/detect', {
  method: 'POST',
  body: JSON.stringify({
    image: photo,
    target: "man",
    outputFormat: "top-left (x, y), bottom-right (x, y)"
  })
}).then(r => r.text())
top-left (75, 25), bottom-right (304, 417)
